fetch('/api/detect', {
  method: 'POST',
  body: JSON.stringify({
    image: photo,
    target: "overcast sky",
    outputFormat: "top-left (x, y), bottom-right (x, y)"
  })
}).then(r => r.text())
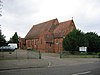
top-left (0, 0), bottom-right (100, 41)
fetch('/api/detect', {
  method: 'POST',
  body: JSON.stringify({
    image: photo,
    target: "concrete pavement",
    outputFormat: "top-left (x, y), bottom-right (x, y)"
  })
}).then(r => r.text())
top-left (0, 59), bottom-right (49, 70)
top-left (0, 49), bottom-right (49, 70)
top-left (42, 53), bottom-right (100, 67)
top-left (0, 50), bottom-right (100, 70)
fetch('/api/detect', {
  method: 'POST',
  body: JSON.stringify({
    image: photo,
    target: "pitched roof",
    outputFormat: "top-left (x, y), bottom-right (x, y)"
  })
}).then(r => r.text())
top-left (25, 18), bottom-right (59, 39)
top-left (53, 20), bottom-right (76, 38)
top-left (44, 32), bottom-right (54, 43)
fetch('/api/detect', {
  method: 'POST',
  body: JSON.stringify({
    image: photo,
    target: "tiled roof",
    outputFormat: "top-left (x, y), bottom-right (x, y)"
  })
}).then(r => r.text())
top-left (25, 18), bottom-right (59, 39)
top-left (53, 20), bottom-right (76, 38)
top-left (44, 32), bottom-right (54, 43)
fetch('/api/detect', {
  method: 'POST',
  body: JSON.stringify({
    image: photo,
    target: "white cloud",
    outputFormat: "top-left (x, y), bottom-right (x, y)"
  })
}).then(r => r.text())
top-left (0, 0), bottom-right (42, 40)
top-left (0, 0), bottom-right (100, 41)
top-left (85, 5), bottom-right (100, 20)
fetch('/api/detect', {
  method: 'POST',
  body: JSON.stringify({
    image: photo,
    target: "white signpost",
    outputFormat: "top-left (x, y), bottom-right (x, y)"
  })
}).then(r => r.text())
top-left (79, 47), bottom-right (87, 52)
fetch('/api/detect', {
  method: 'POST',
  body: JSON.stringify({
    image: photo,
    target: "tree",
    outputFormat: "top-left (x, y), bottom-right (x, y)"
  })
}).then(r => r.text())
top-left (9, 32), bottom-right (19, 47)
top-left (63, 29), bottom-right (88, 53)
top-left (85, 32), bottom-right (100, 52)
top-left (63, 29), bottom-right (100, 53)
top-left (0, 30), bottom-right (6, 46)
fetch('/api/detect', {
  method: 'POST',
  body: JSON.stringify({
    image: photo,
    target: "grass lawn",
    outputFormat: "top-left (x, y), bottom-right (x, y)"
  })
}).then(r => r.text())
top-left (60, 54), bottom-right (99, 58)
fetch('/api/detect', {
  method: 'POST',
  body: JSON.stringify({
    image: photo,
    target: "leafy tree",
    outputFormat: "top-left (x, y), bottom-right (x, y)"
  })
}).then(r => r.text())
top-left (9, 32), bottom-right (19, 47)
top-left (63, 29), bottom-right (88, 53)
top-left (63, 29), bottom-right (100, 53)
top-left (0, 30), bottom-right (6, 46)
top-left (85, 32), bottom-right (100, 52)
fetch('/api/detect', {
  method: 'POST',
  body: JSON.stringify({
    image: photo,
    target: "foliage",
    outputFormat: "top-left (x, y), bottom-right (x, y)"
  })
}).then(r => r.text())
top-left (63, 29), bottom-right (100, 53)
top-left (97, 52), bottom-right (100, 55)
top-left (9, 32), bottom-right (19, 44)
top-left (0, 30), bottom-right (6, 46)
top-left (63, 29), bottom-right (88, 53)
top-left (85, 32), bottom-right (100, 52)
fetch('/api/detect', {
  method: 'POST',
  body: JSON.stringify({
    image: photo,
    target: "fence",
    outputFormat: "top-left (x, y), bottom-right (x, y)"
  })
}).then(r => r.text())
top-left (27, 49), bottom-right (41, 59)
top-left (60, 51), bottom-right (99, 58)
top-left (0, 49), bottom-right (41, 60)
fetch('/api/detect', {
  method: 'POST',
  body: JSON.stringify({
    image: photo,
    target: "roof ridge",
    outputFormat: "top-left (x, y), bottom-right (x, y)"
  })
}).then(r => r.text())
top-left (33, 18), bottom-right (58, 26)
top-left (48, 19), bottom-right (59, 32)
top-left (25, 18), bottom-right (59, 39)
top-left (59, 19), bottom-right (73, 24)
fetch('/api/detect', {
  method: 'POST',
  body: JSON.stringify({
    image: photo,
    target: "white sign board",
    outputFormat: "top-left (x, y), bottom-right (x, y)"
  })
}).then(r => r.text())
top-left (79, 47), bottom-right (87, 52)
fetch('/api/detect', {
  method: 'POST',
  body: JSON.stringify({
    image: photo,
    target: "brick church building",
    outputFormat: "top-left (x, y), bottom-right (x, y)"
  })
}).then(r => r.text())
top-left (19, 18), bottom-right (76, 53)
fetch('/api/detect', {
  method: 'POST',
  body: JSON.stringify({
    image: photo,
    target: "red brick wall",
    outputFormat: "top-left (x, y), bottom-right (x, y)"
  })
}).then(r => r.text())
top-left (26, 39), bottom-right (40, 50)
top-left (26, 40), bottom-right (32, 49)
top-left (37, 32), bottom-right (55, 53)
top-left (54, 38), bottom-right (63, 53)
top-left (38, 34), bottom-right (47, 52)
top-left (24, 20), bottom-right (76, 52)
top-left (19, 38), bottom-right (26, 49)
top-left (25, 36), bottom-right (64, 53)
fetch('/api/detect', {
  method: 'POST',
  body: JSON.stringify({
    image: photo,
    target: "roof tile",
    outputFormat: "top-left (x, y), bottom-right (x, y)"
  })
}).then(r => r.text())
top-left (53, 20), bottom-right (76, 38)
top-left (25, 18), bottom-right (59, 39)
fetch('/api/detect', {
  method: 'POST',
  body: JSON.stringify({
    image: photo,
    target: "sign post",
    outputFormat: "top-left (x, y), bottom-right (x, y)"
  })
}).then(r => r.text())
top-left (79, 47), bottom-right (87, 52)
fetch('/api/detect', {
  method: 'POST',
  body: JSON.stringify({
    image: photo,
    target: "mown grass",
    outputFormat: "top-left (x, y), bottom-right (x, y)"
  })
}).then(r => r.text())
top-left (60, 51), bottom-right (99, 58)
top-left (61, 55), bottom-right (98, 58)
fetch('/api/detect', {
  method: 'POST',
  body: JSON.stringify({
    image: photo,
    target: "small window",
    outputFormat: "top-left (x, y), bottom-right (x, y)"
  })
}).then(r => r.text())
top-left (34, 39), bottom-right (39, 45)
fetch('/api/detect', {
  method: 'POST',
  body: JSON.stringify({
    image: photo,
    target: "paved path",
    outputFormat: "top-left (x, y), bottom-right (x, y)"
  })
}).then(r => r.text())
top-left (0, 50), bottom-right (100, 70)
top-left (0, 49), bottom-right (48, 70)
top-left (0, 59), bottom-right (48, 70)
top-left (42, 53), bottom-right (100, 67)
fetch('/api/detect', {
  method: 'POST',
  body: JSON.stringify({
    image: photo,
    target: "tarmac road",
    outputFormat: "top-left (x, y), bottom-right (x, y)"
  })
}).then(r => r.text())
top-left (0, 61), bottom-right (100, 75)
top-left (0, 50), bottom-right (100, 75)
